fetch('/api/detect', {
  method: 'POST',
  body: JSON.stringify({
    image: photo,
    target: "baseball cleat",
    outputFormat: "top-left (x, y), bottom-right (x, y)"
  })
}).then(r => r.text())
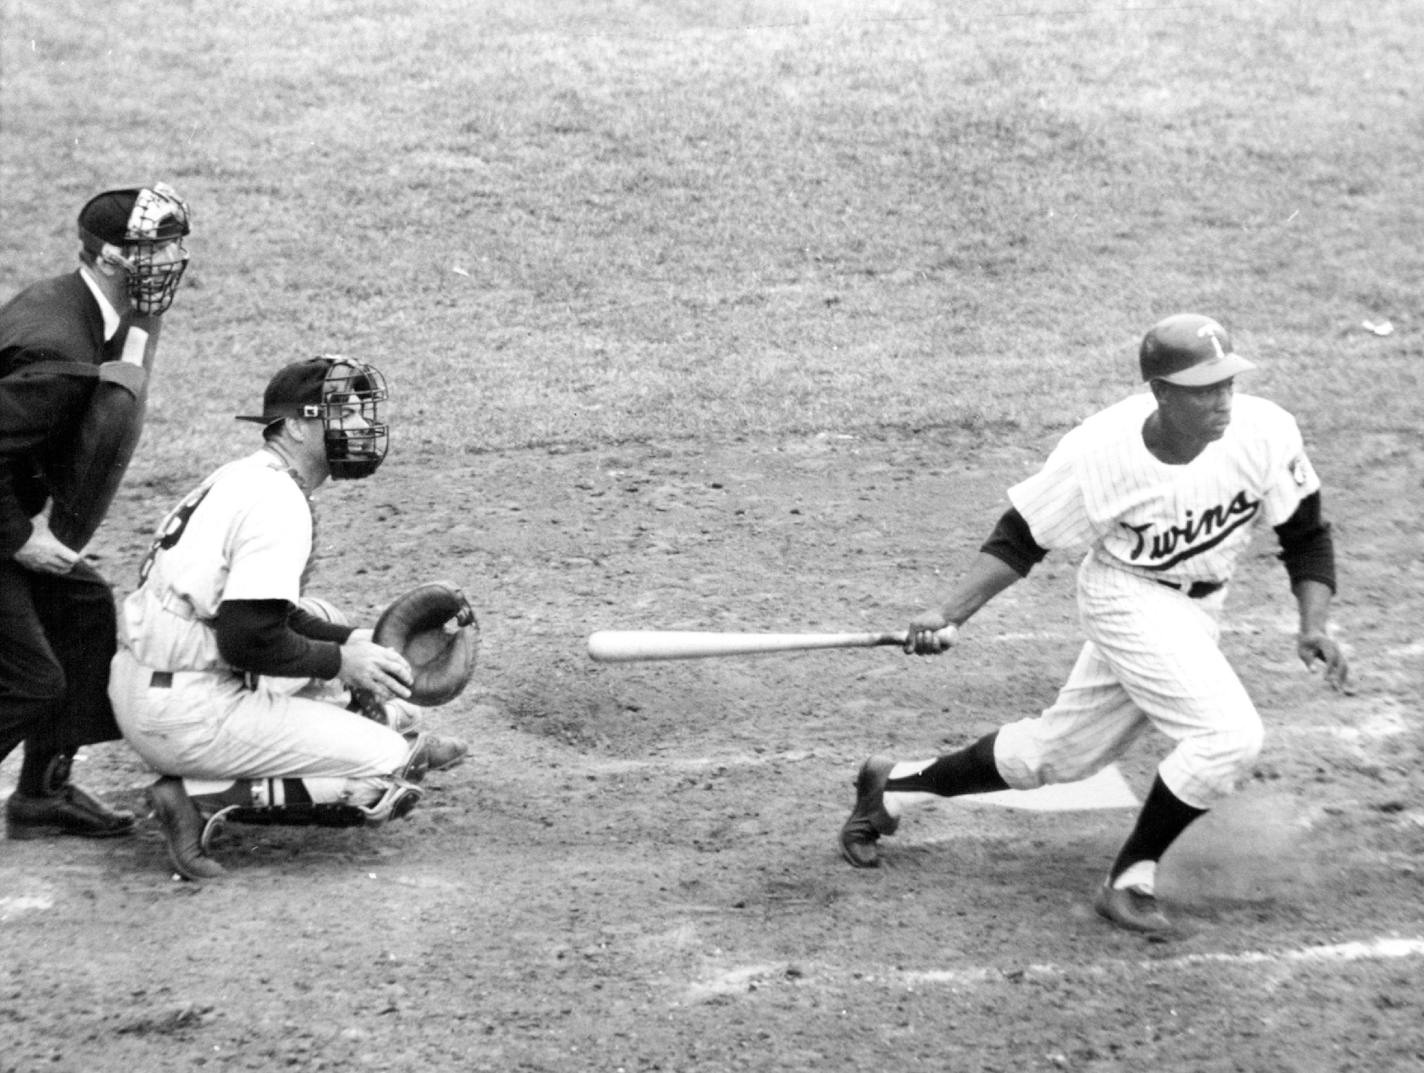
top-left (147, 777), bottom-right (225, 881)
top-left (839, 755), bottom-right (899, 868)
top-left (1093, 881), bottom-right (1175, 936)
top-left (401, 732), bottom-right (470, 783)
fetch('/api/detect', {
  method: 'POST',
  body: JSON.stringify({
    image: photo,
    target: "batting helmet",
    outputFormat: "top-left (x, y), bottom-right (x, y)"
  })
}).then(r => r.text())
top-left (1139, 313), bottom-right (1256, 387)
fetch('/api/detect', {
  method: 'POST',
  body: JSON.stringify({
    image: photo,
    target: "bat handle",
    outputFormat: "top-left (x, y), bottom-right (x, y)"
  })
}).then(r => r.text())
top-left (893, 624), bottom-right (959, 650)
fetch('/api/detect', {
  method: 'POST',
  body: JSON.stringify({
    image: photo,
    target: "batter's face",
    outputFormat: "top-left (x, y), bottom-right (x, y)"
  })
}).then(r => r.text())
top-left (1152, 377), bottom-right (1235, 446)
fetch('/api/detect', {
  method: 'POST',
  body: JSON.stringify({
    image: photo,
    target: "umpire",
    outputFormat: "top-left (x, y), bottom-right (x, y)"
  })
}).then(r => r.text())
top-left (0, 183), bottom-right (191, 839)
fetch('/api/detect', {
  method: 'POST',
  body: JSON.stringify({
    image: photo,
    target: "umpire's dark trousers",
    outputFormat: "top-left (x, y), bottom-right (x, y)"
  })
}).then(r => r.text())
top-left (0, 558), bottom-right (121, 764)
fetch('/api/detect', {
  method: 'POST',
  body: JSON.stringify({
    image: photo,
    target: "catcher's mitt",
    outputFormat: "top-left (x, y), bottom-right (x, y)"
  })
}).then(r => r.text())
top-left (372, 582), bottom-right (479, 706)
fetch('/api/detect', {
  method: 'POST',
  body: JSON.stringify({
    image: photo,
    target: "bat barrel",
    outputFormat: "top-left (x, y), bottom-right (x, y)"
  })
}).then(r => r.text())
top-left (586, 629), bottom-right (906, 663)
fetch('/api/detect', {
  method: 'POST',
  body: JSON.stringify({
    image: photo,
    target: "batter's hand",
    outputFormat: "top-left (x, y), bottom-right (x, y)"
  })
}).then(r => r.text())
top-left (339, 639), bottom-right (414, 702)
top-left (1298, 631), bottom-right (1350, 693)
top-left (13, 516), bottom-right (81, 575)
top-left (904, 611), bottom-right (958, 656)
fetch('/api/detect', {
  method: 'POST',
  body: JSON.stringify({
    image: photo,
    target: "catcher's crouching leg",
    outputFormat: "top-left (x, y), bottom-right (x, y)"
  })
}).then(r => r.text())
top-left (199, 779), bottom-right (424, 851)
top-left (347, 697), bottom-right (471, 781)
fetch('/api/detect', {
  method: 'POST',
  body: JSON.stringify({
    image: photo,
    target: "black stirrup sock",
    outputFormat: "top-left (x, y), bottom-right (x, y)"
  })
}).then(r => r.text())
top-left (884, 731), bottom-right (1010, 797)
top-left (1109, 774), bottom-right (1207, 881)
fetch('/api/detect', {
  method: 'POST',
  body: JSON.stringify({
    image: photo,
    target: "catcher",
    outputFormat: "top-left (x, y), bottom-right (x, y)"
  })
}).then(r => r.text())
top-left (108, 356), bottom-right (475, 880)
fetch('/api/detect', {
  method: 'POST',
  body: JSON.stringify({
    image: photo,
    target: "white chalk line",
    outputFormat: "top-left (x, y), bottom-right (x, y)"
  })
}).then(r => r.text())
top-left (685, 937), bottom-right (1424, 999)
top-left (902, 935), bottom-right (1424, 987)
top-left (0, 894), bottom-right (54, 922)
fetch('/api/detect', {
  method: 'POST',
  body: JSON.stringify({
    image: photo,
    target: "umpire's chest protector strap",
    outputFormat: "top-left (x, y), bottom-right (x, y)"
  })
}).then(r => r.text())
top-left (5, 358), bottom-right (101, 383)
top-left (6, 358), bottom-right (143, 392)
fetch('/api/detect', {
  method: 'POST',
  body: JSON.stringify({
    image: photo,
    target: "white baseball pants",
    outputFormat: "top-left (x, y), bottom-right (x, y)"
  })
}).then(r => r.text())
top-left (109, 647), bottom-right (410, 806)
top-left (993, 556), bottom-right (1263, 810)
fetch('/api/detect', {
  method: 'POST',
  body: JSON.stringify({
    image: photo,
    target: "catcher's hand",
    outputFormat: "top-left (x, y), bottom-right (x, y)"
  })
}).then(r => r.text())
top-left (338, 638), bottom-right (413, 701)
top-left (371, 582), bottom-right (480, 706)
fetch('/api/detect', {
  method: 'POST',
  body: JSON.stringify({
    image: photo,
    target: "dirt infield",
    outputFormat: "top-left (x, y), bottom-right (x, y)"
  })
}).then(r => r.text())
top-left (2, 426), bottom-right (1421, 1072)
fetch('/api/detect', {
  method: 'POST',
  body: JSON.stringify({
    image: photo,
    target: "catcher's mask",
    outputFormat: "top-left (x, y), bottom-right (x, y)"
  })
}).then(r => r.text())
top-left (78, 183), bottom-right (192, 315)
top-left (237, 356), bottom-right (390, 480)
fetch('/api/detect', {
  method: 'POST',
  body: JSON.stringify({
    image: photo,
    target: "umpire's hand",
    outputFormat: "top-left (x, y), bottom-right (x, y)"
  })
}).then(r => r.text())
top-left (14, 517), bottom-right (81, 575)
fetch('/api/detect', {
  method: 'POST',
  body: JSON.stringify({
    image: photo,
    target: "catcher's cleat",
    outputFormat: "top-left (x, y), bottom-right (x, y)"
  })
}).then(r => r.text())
top-left (401, 732), bottom-right (469, 783)
top-left (839, 755), bottom-right (899, 868)
top-left (147, 777), bottom-right (225, 881)
top-left (1093, 881), bottom-right (1175, 937)
top-left (356, 779), bottom-right (424, 826)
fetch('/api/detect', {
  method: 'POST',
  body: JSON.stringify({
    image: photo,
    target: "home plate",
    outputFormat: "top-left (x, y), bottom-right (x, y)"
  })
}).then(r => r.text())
top-left (961, 764), bottom-right (1139, 811)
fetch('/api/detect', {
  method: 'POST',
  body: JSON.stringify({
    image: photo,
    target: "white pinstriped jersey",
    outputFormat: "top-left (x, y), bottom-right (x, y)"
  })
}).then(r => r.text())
top-left (1007, 393), bottom-right (1320, 584)
top-left (117, 450), bottom-right (314, 673)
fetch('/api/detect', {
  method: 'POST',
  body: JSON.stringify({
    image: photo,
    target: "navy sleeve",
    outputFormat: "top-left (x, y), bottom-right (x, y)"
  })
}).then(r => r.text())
top-left (980, 506), bottom-right (1049, 578)
top-left (215, 599), bottom-right (344, 680)
top-left (1274, 491), bottom-right (1337, 593)
top-left (0, 357), bottom-right (96, 556)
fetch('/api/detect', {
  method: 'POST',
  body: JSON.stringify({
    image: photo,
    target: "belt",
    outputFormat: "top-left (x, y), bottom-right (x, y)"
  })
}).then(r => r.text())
top-left (1155, 579), bottom-right (1224, 599)
top-left (150, 670), bottom-right (174, 689)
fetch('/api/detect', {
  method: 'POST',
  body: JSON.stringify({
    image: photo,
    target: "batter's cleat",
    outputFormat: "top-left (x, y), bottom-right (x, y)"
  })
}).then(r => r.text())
top-left (401, 733), bottom-right (469, 783)
top-left (5, 785), bottom-right (137, 840)
top-left (839, 755), bottom-right (899, 868)
top-left (147, 777), bottom-right (225, 881)
top-left (1093, 881), bottom-right (1174, 936)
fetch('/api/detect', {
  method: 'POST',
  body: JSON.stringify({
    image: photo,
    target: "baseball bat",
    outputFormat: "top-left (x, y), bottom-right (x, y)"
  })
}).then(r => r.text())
top-left (586, 627), bottom-right (957, 663)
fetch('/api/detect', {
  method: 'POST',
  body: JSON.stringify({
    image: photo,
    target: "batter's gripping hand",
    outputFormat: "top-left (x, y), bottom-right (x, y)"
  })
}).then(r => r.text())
top-left (904, 612), bottom-right (959, 656)
top-left (372, 582), bottom-right (480, 706)
top-left (1298, 630), bottom-right (1351, 694)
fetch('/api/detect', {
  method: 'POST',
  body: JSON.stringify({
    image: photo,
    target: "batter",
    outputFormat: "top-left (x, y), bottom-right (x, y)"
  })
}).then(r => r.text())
top-left (839, 313), bottom-right (1349, 937)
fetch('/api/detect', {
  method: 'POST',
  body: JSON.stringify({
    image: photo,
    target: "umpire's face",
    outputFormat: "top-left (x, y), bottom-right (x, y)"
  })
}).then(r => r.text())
top-left (1153, 377), bottom-right (1235, 445)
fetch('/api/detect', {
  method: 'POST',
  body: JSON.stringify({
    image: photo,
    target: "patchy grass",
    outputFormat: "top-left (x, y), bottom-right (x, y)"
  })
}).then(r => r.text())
top-left (1, 0), bottom-right (1418, 467)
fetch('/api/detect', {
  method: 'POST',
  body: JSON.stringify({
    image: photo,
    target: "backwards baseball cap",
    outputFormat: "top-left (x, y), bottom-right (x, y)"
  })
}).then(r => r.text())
top-left (1139, 313), bottom-right (1255, 386)
top-left (235, 358), bottom-right (332, 425)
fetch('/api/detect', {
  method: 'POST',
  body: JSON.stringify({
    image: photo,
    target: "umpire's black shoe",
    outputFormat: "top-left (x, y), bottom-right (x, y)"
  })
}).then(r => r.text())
top-left (839, 756), bottom-right (899, 868)
top-left (147, 777), bottom-right (225, 881)
top-left (1093, 881), bottom-right (1175, 937)
top-left (5, 785), bottom-right (137, 840)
